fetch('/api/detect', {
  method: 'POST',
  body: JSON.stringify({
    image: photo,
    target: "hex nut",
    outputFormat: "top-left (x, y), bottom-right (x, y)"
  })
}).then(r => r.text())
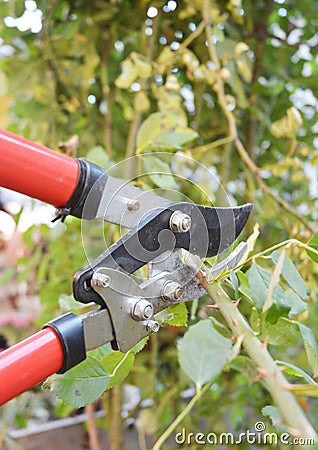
top-left (161, 281), bottom-right (184, 301)
top-left (132, 299), bottom-right (154, 320)
top-left (169, 211), bottom-right (191, 233)
top-left (145, 320), bottom-right (160, 333)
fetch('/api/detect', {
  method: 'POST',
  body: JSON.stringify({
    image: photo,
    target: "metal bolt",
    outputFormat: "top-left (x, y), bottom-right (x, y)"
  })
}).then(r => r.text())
top-left (161, 281), bottom-right (184, 301)
top-left (169, 210), bottom-right (191, 233)
top-left (91, 273), bottom-right (111, 288)
top-left (132, 299), bottom-right (154, 320)
top-left (127, 199), bottom-right (140, 211)
top-left (145, 320), bottom-right (160, 333)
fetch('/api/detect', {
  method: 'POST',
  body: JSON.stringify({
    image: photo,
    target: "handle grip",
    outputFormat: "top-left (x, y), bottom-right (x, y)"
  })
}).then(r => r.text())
top-left (0, 328), bottom-right (64, 405)
top-left (0, 129), bottom-right (107, 220)
top-left (0, 128), bottom-right (79, 206)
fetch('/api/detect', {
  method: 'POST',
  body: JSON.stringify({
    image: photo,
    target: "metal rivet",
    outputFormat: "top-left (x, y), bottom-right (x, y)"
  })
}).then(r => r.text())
top-left (169, 210), bottom-right (191, 233)
top-left (132, 299), bottom-right (154, 320)
top-left (127, 199), bottom-right (140, 211)
top-left (91, 273), bottom-right (111, 288)
top-left (161, 281), bottom-right (184, 301)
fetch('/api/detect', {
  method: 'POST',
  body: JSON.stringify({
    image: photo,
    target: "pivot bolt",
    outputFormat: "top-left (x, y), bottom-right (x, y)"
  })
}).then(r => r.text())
top-left (91, 273), bottom-right (111, 288)
top-left (145, 320), bottom-right (160, 333)
top-left (169, 211), bottom-right (191, 233)
top-left (132, 299), bottom-right (154, 320)
top-left (161, 281), bottom-right (184, 302)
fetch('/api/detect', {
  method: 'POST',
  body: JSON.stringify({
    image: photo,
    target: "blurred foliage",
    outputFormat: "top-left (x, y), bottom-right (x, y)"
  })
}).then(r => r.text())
top-left (1, 0), bottom-right (318, 448)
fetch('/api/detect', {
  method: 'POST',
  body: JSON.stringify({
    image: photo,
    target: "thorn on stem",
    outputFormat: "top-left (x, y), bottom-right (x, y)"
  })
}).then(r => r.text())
top-left (256, 367), bottom-right (268, 377)
top-left (196, 270), bottom-right (207, 289)
top-left (286, 427), bottom-right (301, 439)
top-left (252, 374), bottom-right (262, 382)
top-left (233, 297), bottom-right (241, 307)
top-left (206, 304), bottom-right (220, 309)
top-left (261, 335), bottom-right (269, 350)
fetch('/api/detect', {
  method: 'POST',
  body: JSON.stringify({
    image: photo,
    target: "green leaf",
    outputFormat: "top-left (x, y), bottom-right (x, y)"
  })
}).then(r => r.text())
top-left (237, 271), bottom-right (253, 303)
top-left (89, 342), bottom-right (113, 360)
top-left (307, 233), bottom-right (318, 263)
top-left (286, 291), bottom-right (307, 316)
top-left (137, 112), bottom-right (176, 151)
top-left (276, 360), bottom-right (317, 385)
top-left (270, 107), bottom-right (303, 139)
top-left (248, 262), bottom-right (295, 314)
top-left (248, 263), bottom-right (269, 310)
top-left (100, 351), bottom-right (135, 390)
top-left (298, 323), bottom-right (318, 377)
top-left (86, 145), bottom-right (110, 169)
top-left (153, 130), bottom-right (198, 149)
top-left (136, 112), bottom-right (196, 152)
top-left (143, 157), bottom-right (179, 190)
top-left (228, 355), bottom-right (257, 383)
top-left (0, 267), bottom-right (15, 285)
top-left (165, 303), bottom-right (188, 327)
top-left (130, 52), bottom-right (152, 79)
top-left (178, 319), bottom-right (232, 388)
top-left (263, 250), bottom-right (285, 313)
top-left (286, 384), bottom-right (318, 398)
top-left (210, 316), bottom-right (232, 339)
top-left (115, 58), bottom-right (139, 89)
top-left (262, 317), bottom-right (299, 346)
top-left (262, 405), bottom-right (282, 427)
top-left (44, 356), bottom-right (110, 407)
top-left (230, 271), bottom-right (239, 299)
top-left (155, 303), bottom-right (188, 327)
top-left (132, 336), bottom-right (149, 354)
top-left (271, 251), bottom-right (309, 300)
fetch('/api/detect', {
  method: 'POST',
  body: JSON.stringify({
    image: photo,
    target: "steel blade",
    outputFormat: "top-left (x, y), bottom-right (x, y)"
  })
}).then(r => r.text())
top-left (94, 176), bottom-right (171, 229)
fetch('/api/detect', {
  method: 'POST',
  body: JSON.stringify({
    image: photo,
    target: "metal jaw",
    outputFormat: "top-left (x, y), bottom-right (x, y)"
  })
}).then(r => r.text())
top-left (83, 242), bottom-right (248, 353)
top-left (90, 268), bottom-right (159, 352)
top-left (73, 175), bottom-right (253, 353)
top-left (73, 202), bottom-right (253, 307)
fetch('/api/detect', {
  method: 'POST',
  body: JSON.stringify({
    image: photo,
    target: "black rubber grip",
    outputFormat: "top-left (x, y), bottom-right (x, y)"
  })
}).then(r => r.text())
top-left (44, 312), bottom-right (86, 373)
top-left (64, 159), bottom-right (107, 220)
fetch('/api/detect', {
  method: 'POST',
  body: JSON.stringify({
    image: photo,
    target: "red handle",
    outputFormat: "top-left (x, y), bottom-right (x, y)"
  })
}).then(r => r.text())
top-left (0, 328), bottom-right (64, 405)
top-left (0, 129), bottom-right (79, 206)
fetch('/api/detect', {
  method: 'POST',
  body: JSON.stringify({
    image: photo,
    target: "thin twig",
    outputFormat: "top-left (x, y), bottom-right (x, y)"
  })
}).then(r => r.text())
top-left (85, 403), bottom-right (102, 450)
top-left (191, 135), bottom-right (233, 153)
top-left (211, 284), bottom-right (317, 441)
top-left (202, 0), bottom-right (314, 233)
top-left (185, 253), bottom-right (318, 442)
top-left (152, 382), bottom-right (212, 450)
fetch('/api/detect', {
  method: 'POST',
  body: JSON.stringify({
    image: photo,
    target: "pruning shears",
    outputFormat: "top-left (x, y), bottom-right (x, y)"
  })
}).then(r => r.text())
top-left (0, 129), bottom-right (252, 405)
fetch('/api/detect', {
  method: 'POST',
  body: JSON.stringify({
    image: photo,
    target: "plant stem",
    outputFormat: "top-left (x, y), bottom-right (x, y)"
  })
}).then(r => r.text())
top-left (152, 382), bottom-right (212, 450)
top-left (85, 403), bottom-right (102, 450)
top-left (209, 283), bottom-right (317, 442)
top-left (125, 10), bottom-right (160, 169)
top-left (191, 135), bottom-right (233, 153)
top-left (202, 0), bottom-right (314, 233)
top-left (101, 32), bottom-right (113, 157)
top-left (239, 238), bottom-right (318, 270)
top-left (109, 385), bottom-right (122, 450)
